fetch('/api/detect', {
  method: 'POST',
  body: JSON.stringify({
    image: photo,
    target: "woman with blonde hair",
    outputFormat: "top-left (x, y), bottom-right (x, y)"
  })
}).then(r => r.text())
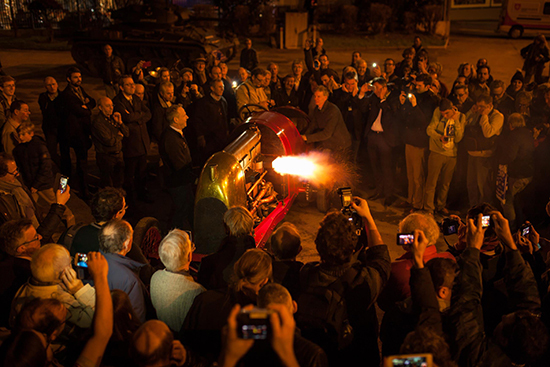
top-left (457, 62), bottom-right (477, 84)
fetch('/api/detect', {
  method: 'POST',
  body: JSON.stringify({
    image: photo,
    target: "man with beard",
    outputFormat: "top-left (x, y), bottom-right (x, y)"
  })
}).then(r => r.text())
top-left (60, 67), bottom-right (96, 200)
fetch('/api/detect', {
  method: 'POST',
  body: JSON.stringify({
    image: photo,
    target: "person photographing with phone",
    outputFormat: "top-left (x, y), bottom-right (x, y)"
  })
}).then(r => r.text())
top-left (423, 98), bottom-right (465, 215)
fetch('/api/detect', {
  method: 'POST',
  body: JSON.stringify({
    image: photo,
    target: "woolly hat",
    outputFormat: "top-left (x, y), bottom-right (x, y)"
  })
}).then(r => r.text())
top-left (511, 70), bottom-right (524, 84)
top-left (181, 67), bottom-right (193, 76)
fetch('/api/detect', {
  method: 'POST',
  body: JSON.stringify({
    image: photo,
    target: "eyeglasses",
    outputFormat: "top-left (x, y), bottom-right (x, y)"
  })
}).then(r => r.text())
top-left (20, 233), bottom-right (41, 247)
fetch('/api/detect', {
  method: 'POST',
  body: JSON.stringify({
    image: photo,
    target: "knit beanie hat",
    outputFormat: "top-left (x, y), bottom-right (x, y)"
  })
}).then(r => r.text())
top-left (511, 70), bottom-right (524, 84)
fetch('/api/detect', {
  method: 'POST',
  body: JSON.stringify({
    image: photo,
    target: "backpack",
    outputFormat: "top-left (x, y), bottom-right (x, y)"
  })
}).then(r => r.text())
top-left (295, 263), bottom-right (355, 352)
top-left (60, 222), bottom-right (87, 253)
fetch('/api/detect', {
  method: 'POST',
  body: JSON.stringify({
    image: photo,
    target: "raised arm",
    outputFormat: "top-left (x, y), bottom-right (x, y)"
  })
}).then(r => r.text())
top-left (75, 252), bottom-right (113, 367)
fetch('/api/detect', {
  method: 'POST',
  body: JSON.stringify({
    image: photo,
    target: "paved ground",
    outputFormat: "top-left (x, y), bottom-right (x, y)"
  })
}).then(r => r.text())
top-left (0, 33), bottom-right (533, 262)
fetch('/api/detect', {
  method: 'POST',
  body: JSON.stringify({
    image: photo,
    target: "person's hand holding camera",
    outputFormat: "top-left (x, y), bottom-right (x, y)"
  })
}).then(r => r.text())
top-left (61, 267), bottom-right (84, 295)
top-left (515, 232), bottom-right (534, 255)
top-left (269, 304), bottom-right (300, 367)
top-left (411, 230), bottom-right (429, 269)
top-left (220, 304), bottom-right (254, 367)
top-left (351, 196), bottom-right (372, 221)
top-left (489, 211), bottom-right (517, 250)
top-left (55, 186), bottom-right (71, 206)
top-left (525, 221), bottom-right (540, 250)
top-left (466, 214), bottom-right (486, 250)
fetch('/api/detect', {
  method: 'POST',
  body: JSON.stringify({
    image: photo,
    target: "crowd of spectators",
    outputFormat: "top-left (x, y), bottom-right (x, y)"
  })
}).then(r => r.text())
top-left (0, 34), bottom-right (550, 367)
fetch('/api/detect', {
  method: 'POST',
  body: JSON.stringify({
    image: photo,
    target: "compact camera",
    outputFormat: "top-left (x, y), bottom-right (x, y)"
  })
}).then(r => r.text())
top-left (397, 233), bottom-right (415, 246)
top-left (236, 308), bottom-right (274, 340)
top-left (338, 187), bottom-right (363, 235)
top-left (440, 218), bottom-right (459, 236)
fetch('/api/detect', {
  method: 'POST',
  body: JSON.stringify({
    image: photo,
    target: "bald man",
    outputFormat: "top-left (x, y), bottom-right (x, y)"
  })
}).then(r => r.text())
top-left (99, 219), bottom-right (149, 322)
top-left (91, 96), bottom-right (129, 188)
top-left (130, 320), bottom-right (187, 367)
top-left (38, 76), bottom-right (62, 166)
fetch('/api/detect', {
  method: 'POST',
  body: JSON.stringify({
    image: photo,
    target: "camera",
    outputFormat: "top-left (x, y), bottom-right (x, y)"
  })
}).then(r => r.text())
top-left (313, 60), bottom-right (320, 69)
top-left (397, 233), bottom-right (415, 246)
top-left (440, 217), bottom-right (459, 236)
top-left (338, 187), bottom-right (363, 235)
top-left (74, 253), bottom-right (89, 279)
top-left (385, 353), bottom-right (433, 367)
top-left (237, 308), bottom-right (274, 340)
top-left (521, 224), bottom-right (531, 237)
top-left (481, 215), bottom-right (492, 228)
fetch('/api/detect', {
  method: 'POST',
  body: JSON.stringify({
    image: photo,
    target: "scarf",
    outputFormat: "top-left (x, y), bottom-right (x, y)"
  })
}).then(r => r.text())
top-left (0, 179), bottom-right (39, 227)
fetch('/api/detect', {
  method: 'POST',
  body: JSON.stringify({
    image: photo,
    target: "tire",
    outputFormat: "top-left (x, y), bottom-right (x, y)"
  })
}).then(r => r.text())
top-left (133, 217), bottom-right (162, 260)
top-left (509, 26), bottom-right (523, 39)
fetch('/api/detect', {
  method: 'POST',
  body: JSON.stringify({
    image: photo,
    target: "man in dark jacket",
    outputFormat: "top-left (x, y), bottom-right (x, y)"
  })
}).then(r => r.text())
top-left (330, 71), bottom-right (364, 162)
top-left (92, 97), bottom-right (129, 188)
top-left (464, 95), bottom-right (504, 208)
top-left (113, 76), bottom-right (152, 203)
top-left (362, 77), bottom-right (401, 206)
top-left (448, 212), bottom-right (548, 367)
top-left (150, 81), bottom-right (174, 143)
top-left (400, 73), bottom-right (440, 212)
top-left (60, 67), bottom-right (96, 199)
top-left (159, 104), bottom-right (194, 230)
top-left (190, 79), bottom-right (229, 166)
top-left (99, 218), bottom-right (150, 322)
top-left (240, 39), bottom-right (259, 72)
top-left (12, 122), bottom-right (74, 227)
top-left (303, 86), bottom-right (351, 154)
top-left (498, 113), bottom-right (535, 230)
top-left (295, 197), bottom-right (390, 367)
top-left (100, 44), bottom-right (125, 99)
top-left (38, 76), bottom-right (62, 167)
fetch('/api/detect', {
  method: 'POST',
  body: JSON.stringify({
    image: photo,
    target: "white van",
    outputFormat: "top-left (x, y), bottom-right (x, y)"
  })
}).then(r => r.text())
top-left (497, 0), bottom-right (550, 38)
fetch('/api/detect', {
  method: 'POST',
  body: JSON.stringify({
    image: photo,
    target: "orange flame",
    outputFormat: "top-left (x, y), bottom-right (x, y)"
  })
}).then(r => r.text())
top-left (272, 152), bottom-right (348, 187)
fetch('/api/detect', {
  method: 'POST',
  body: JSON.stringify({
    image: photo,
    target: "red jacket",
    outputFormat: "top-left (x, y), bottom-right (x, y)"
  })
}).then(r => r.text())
top-left (379, 245), bottom-right (455, 310)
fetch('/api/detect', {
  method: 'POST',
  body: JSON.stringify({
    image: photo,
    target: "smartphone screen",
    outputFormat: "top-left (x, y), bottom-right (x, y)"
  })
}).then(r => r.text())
top-left (522, 226), bottom-right (530, 237)
top-left (75, 253), bottom-right (88, 268)
top-left (59, 176), bottom-right (68, 194)
top-left (481, 215), bottom-right (491, 228)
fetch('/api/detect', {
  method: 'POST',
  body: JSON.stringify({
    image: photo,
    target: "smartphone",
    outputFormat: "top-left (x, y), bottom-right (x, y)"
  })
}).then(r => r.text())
top-left (372, 63), bottom-right (377, 68)
top-left (236, 308), bottom-right (274, 340)
top-left (74, 252), bottom-right (89, 279)
top-left (313, 59), bottom-right (320, 69)
top-left (521, 224), bottom-right (531, 237)
top-left (481, 215), bottom-right (491, 228)
top-left (232, 80), bottom-right (238, 88)
top-left (142, 61), bottom-right (152, 68)
top-left (408, 93), bottom-right (413, 98)
top-left (59, 176), bottom-right (68, 194)
top-left (397, 233), bottom-right (415, 246)
top-left (384, 353), bottom-right (433, 367)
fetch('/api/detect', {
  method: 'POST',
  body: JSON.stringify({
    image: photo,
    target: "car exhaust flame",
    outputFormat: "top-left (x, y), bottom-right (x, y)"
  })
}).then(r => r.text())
top-left (272, 151), bottom-right (355, 188)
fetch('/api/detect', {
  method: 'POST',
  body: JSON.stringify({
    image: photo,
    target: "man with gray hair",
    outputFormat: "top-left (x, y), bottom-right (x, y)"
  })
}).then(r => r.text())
top-left (378, 212), bottom-right (455, 310)
top-left (151, 81), bottom-right (174, 142)
top-left (92, 96), bottom-right (128, 188)
top-left (10, 243), bottom-right (96, 328)
top-left (99, 218), bottom-right (148, 322)
top-left (159, 104), bottom-right (193, 230)
top-left (150, 229), bottom-right (205, 331)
